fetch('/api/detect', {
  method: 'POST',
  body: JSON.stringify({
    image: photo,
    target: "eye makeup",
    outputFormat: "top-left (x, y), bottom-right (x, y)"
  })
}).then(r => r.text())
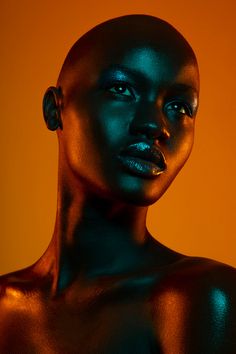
top-left (96, 65), bottom-right (198, 115)
top-left (106, 82), bottom-right (136, 98)
top-left (163, 86), bottom-right (198, 118)
top-left (164, 100), bottom-right (194, 119)
top-left (98, 65), bottom-right (149, 92)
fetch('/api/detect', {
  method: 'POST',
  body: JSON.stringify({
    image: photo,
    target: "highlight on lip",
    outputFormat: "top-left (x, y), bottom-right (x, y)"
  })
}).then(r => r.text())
top-left (118, 155), bottom-right (165, 178)
top-left (118, 141), bottom-right (166, 178)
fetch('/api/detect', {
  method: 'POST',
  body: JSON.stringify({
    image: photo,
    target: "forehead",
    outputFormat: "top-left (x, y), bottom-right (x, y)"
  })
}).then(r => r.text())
top-left (59, 17), bottom-right (199, 95)
top-left (74, 43), bottom-right (199, 97)
top-left (104, 45), bottom-right (198, 87)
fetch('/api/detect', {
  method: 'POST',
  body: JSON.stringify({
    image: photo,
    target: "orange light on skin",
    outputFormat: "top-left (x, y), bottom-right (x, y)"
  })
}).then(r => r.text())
top-left (152, 288), bottom-right (190, 353)
top-left (0, 0), bottom-right (235, 275)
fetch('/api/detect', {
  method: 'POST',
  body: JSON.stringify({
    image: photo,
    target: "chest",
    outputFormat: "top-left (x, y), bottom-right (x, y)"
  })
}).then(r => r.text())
top-left (2, 294), bottom-right (162, 354)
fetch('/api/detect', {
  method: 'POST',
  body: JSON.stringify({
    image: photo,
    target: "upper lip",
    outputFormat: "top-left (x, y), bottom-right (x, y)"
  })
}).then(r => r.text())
top-left (119, 141), bottom-right (166, 170)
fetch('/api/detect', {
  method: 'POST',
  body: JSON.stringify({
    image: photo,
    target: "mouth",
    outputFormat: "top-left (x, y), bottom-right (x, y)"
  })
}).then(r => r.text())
top-left (117, 142), bottom-right (167, 178)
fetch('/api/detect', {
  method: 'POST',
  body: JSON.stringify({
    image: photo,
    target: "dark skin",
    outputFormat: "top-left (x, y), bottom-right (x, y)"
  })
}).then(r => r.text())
top-left (0, 15), bottom-right (236, 353)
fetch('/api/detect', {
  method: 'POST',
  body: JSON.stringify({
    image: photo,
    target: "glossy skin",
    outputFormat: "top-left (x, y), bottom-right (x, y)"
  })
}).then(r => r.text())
top-left (0, 15), bottom-right (236, 353)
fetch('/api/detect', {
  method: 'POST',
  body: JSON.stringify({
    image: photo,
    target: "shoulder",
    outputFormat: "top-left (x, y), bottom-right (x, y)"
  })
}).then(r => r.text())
top-left (0, 270), bottom-right (42, 352)
top-left (0, 270), bottom-right (31, 316)
top-left (0, 267), bottom-right (47, 321)
top-left (151, 257), bottom-right (236, 353)
top-left (177, 255), bottom-right (235, 287)
top-left (0, 268), bottom-right (50, 330)
top-left (155, 255), bottom-right (236, 311)
top-left (154, 255), bottom-right (236, 293)
top-left (0, 271), bottom-right (27, 346)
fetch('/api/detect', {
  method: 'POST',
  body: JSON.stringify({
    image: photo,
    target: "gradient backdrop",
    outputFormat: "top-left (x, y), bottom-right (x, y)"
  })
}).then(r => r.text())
top-left (0, 0), bottom-right (235, 274)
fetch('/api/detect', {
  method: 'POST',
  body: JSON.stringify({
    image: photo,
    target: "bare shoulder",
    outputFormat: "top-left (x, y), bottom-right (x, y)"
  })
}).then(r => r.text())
top-left (0, 267), bottom-right (45, 323)
top-left (0, 269), bottom-right (32, 314)
top-left (0, 270), bottom-right (28, 345)
top-left (152, 256), bottom-right (236, 353)
top-left (0, 266), bottom-right (37, 293)
top-left (165, 255), bottom-right (236, 289)
top-left (153, 255), bottom-right (236, 314)
top-left (0, 269), bottom-right (48, 352)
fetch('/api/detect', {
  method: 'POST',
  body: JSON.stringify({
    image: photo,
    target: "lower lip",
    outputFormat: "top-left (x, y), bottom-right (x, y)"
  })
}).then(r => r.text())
top-left (117, 155), bottom-right (165, 178)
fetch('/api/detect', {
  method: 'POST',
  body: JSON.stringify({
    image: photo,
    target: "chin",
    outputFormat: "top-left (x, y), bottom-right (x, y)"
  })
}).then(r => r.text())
top-left (111, 174), bottom-right (171, 207)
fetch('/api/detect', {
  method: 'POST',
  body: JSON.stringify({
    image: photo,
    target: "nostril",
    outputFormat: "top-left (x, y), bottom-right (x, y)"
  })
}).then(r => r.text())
top-left (129, 102), bottom-right (171, 141)
top-left (130, 121), bottom-right (170, 142)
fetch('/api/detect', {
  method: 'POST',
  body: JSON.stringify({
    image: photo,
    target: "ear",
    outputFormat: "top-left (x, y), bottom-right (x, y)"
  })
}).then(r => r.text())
top-left (43, 86), bottom-right (63, 131)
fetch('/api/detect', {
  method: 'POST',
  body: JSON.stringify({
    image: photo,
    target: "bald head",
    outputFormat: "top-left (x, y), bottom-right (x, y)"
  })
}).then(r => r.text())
top-left (57, 14), bottom-right (198, 92)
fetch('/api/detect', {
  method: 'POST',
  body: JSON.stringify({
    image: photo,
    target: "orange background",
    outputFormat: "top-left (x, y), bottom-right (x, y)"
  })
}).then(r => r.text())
top-left (0, 0), bottom-right (235, 275)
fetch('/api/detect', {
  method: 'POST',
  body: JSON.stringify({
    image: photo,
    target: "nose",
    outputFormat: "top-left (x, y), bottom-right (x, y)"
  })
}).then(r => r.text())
top-left (129, 102), bottom-right (170, 142)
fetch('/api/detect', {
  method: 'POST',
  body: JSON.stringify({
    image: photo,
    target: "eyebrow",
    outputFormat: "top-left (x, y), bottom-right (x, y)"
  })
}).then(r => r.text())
top-left (99, 65), bottom-right (150, 87)
top-left (166, 83), bottom-right (198, 96)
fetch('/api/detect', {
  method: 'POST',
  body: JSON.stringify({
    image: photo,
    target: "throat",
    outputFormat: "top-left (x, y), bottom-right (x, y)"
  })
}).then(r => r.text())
top-left (48, 199), bottom-right (152, 290)
top-left (58, 226), bottom-right (153, 280)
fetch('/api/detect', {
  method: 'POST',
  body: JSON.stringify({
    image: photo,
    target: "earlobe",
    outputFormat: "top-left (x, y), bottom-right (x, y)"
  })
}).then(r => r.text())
top-left (43, 86), bottom-right (63, 131)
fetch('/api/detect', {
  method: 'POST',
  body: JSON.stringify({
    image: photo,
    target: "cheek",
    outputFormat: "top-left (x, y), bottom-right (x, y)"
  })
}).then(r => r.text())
top-left (83, 101), bottom-right (133, 168)
top-left (147, 127), bottom-right (194, 204)
top-left (59, 109), bottom-right (102, 179)
top-left (88, 98), bottom-right (133, 144)
top-left (166, 121), bottom-right (195, 172)
top-left (59, 103), bottom-right (130, 186)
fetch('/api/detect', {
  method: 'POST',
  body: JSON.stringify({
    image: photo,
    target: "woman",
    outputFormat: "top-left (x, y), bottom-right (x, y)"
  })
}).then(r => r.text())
top-left (0, 14), bottom-right (235, 353)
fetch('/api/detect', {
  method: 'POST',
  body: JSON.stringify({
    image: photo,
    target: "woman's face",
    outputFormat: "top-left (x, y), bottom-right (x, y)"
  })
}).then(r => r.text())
top-left (58, 37), bottom-right (199, 206)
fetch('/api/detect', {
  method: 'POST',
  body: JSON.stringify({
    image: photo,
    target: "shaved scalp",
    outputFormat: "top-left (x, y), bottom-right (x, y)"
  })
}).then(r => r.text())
top-left (57, 14), bottom-right (198, 93)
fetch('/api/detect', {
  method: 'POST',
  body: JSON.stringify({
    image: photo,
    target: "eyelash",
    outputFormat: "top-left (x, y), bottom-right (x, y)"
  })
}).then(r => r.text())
top-left (105, 81), bottom-right (135, 98)
top-left (104, 82), bottom-right (193, 117)
top-left (164, 101), bottom-right (193, 118)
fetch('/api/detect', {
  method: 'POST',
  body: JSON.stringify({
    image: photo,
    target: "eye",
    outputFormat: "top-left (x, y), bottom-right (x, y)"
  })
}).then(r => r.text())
top-left (164, 101), bottom-right (193, 118)
top-left (107, 82), bottom-right (134, 98)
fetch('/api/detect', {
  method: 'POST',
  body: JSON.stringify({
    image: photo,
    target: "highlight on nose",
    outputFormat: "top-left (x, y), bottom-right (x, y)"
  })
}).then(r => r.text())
top-left (129, 111), bottom-right (170, 141)
top-left (132, 121), bottom-right (170, 141)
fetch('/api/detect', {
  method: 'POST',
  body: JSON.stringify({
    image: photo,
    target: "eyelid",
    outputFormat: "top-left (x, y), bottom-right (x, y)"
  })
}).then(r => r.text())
top-left (104, 80), bottom-right (136, 99)
top-left (164, 99), bottom-right (194, 117)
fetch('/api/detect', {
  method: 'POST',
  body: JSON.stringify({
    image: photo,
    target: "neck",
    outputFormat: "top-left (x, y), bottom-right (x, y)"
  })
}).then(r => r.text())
top-left (36, 174), bottom-right (154, 293)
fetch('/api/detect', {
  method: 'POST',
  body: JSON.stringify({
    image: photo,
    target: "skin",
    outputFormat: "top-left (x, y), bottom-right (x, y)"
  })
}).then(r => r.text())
top-left (0, 14), bottom-right (236, 354)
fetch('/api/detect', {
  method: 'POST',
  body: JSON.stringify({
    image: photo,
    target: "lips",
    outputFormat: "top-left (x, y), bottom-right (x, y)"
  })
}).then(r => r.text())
top-left (118, 142), bottom-right (166, 178)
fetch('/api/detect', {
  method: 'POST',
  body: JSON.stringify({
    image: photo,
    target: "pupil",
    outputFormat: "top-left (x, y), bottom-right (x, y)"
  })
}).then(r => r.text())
top-left (116, 85), bottom-right (124, 92)
top-left (174, 103), bottom-right (184, 113)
